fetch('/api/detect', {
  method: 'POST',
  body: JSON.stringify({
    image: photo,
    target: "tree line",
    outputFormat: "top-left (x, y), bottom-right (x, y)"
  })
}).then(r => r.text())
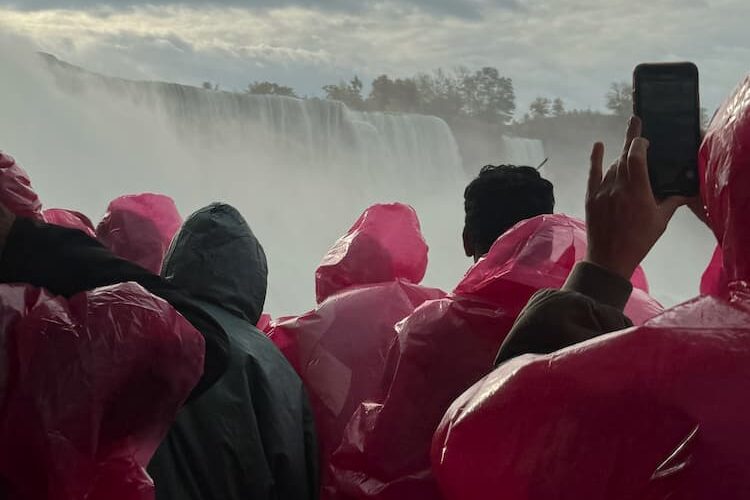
top-left (203, 70), bottom-right (643, 124)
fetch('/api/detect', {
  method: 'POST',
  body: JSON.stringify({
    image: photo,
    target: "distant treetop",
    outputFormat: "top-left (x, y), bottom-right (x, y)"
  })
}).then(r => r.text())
top-left (247, 81), bottom-right (298, 98)
top-left (199, 71), bottom-right (635, 125)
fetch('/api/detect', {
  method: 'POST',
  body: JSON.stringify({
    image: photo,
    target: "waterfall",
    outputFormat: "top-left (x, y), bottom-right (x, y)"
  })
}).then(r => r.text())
top-left (0, 49), bottom-right (473, 314)
top-left (499, 136), bottom-right (546, 167)
top-left (41, 54), bottom-right (464, 188)
top-left (0, 45), bottom-right (714, 312)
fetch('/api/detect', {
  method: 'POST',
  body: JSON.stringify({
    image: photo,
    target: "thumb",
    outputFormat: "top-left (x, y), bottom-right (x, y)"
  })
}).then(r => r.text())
top-left (657, 196), bottom-right (688, 224)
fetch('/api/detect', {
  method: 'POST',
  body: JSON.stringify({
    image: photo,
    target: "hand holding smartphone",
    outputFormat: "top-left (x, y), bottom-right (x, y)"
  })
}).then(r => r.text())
top-left (633, 62), bottom-right (701, 198)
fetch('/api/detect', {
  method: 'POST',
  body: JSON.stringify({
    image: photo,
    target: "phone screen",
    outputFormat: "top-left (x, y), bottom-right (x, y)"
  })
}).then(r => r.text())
top-left (634, 63), bottom-right (700, 197)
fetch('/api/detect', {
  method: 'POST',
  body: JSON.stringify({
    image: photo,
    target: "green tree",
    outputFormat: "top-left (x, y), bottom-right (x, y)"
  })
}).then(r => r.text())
top-left (323, 76), bottom-right (365, 110)
top-left (459, 67), bottom-right (516, 123)
top-left (414, 69), bottom-right (464, 119)
top-left (552, 97), bottom-right (566, 116)
top-left (367, 75), bottom-right (420, 112)
top-left (247, 81), bottom-right (298, 98)
top-left (606, 82), bottom-right (633, 116)
top-left (530, 97), bottom-right (552, 118)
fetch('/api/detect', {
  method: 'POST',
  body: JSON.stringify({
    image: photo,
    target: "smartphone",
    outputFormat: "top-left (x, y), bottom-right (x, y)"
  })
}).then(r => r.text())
top-left (633, 62), bottom-right (701, 197)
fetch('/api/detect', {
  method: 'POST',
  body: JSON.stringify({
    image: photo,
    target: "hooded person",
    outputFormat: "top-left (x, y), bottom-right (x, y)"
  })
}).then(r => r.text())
top-left (0, 282), bottom-right (205, 500)
top-left (43, 208), bottom-right (97, 238)
top-left (0, 162), bottom-right (228, 401)
top-left (432, 82), bottom-right (750, 499)
top-left (328, 213), bottom-right (661, 500)
top-left (147, 203), bottom-right (319, 500)
top-left (0, 152), bottom-right (218, 500)
top-left (0, 151), bottom-right (42, 220)
top-left (97, 193), bottom-right (183, 274)
top-left (267, 203), bottom-right (446, 499)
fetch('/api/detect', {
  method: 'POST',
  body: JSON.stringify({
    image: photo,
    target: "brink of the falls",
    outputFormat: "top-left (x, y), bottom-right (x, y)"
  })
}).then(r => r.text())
top-left (0, 49), bottom-right (545, 315)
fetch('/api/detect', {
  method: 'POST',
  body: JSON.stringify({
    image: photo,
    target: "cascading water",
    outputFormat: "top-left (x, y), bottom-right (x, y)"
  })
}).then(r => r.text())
top-left (0, 46), bottom-right (477, 315)
top-left (497, 136), bottom-right (546, 167)
top-left (0, 41), bottom-right (712, 312)
top-left (41, 53), bottom-right (466, 187)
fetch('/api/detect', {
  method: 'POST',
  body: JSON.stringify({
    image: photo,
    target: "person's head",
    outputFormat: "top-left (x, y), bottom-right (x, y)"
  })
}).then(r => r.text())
top-left (162, 203), bottom-right (268, 324)
top-left (97, 193), bottom-right (183, 274)
top-left (316, 203), bottom-right (428, 303)
top-left (463, 164), bottom-right (554, 261)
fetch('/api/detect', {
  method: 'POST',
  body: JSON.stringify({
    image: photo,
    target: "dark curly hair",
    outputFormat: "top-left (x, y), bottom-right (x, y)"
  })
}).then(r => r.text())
top-left (464, 164), bottom-right (555, 257)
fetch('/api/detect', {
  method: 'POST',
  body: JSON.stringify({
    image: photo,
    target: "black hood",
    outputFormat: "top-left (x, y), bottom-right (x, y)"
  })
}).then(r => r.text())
top-left (162, 203), bottom-right (268, 324)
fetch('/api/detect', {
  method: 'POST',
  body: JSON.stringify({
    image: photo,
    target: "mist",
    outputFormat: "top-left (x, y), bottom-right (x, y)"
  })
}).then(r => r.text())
top-left (0, 36), bottom-right (715, 315)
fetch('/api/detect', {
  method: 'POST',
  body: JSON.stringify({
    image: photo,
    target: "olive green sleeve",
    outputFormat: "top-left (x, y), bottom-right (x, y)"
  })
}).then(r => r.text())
top-left (494, 262), bottom-right (634, 367)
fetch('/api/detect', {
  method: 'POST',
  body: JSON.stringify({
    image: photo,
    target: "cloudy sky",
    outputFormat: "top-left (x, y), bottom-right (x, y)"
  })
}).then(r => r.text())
top-left (0, 0), bottom-right (748, 113)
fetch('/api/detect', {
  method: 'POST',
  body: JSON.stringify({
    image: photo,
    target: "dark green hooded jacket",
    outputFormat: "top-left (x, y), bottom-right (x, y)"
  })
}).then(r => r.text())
top-left (148, 203), bottom-right (319, 500)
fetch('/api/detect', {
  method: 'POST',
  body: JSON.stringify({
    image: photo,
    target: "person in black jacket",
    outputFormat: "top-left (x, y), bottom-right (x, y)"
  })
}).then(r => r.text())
top-left (0, 203), bottom-right (229, 400)
top-left (147, 203), bottom-right (319, 500)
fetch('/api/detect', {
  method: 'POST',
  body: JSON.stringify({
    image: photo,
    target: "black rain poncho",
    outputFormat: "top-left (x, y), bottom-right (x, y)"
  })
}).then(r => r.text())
top-left (148, 203), bottom-right (319, 500)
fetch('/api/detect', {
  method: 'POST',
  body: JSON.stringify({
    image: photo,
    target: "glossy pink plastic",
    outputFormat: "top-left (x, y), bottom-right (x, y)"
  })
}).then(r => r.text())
top-left (43, 209), bottom-right (97, 238)
top-left (330, 214), bottom-right (661, 499)
top-left (700, 245), bottom-right (727, 297)
top-left (97, 194), bottom-right (183, 274)
top-left (268, 203), bottom-right (445, 498)
top-left (431, 75), bottom-right (750, 500)
top-left (0, 152), bottom-right (42, 220)
top-left (315, 203), bottom-right (430, 303)
top-left (0, 283), bottom-right (204, 500)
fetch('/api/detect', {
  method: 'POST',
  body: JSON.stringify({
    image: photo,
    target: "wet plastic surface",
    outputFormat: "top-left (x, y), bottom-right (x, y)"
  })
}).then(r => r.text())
top-left (256, 312), bottom-right (273, 333)
top-left (315, 203), bottom-right (429, 303)
top-left (267, 203), bottom-right (445, 498)
top-left (700, 245), bottom-right (727, 297)
top-left (43, 208), bottom-right (97, 238)
top-left (0, 282), bottom-right (204, 500)
top-left (433, 296), bottom-right (750, 500)
top-left (97, 193), bottom-right (183, 274)
top-left (700, 76), bottom-right (750, 288)
top-left (329, 214), bottom-right (661, 499)
top-left (0, 152), bottom-right (42, 220)
top-left (431, 76), bottom-right (750, 500)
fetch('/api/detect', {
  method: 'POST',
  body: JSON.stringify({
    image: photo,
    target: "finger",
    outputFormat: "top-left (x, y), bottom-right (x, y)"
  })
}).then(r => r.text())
top-left (617, 117), bottom-right (642, 182)
top-left (587, 142), bottom-right (605, 199)
top-left (0, 153), bottom-right (15, 170)
top-left (600, 161), bottom-right (618, 193)
top-left (620, 116), bottom-right (643, 160)
top-left (627, 137), bottom-right (652, 193)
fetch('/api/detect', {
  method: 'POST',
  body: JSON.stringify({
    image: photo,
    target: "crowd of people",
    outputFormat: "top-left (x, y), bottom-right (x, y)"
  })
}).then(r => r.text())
top-left (0, 72), bottom-right (749, 500)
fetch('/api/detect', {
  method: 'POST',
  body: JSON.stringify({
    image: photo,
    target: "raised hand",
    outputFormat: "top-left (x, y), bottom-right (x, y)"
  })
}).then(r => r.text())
top-left (585, 117), bottom-right (687, 280)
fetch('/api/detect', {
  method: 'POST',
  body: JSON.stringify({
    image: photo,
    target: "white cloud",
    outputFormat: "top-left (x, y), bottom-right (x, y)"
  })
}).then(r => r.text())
top-left (0, 0), bottom-right (748, 112)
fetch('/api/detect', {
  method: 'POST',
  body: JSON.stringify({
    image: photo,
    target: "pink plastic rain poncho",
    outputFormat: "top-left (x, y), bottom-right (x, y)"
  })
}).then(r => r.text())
top-left (0, 284), bottom-right (205, 500)
top-left (43, 209), bottom-right (97, 238)
top-left (432, 76), bottom-right (750, 500)
top-left (0, 152), bottom-right (42, 220)
top-left (0, 156), bottom-right (205, 500)
top-left (97, 194), bottom-right (183, 274)
top-left (329, 213), bottom-right (661, 500)
top-left (700, 245), bottom-right (728, 297)
top-left (267, 204), bottom-right (446, 498)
